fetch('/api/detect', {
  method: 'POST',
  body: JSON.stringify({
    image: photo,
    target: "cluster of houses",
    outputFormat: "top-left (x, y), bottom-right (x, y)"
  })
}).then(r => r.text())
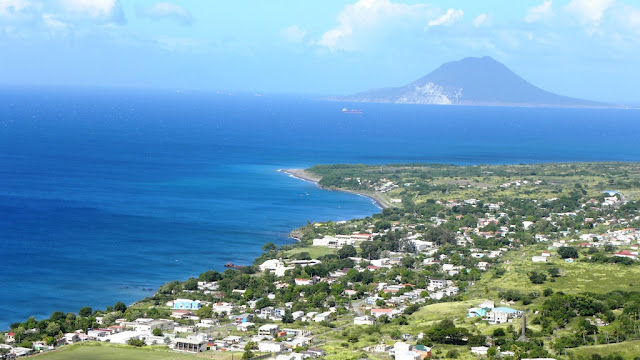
top-left (7, 181), bottom-right (640, 359)
top-left (0, 342), bottom-right (39, 358)
top-left (362, 341), bottom-right (431, 360)
top-left (2, 318), bottom-right (324, 358)
top-left (375, 179), bottom-right (399, 193)
top-left (529, 228), bottom-right (640, 263)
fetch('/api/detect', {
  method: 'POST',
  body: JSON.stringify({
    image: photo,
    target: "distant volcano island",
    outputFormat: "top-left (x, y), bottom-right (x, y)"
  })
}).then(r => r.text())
top-left (336, 56), bottom-right (617, 108)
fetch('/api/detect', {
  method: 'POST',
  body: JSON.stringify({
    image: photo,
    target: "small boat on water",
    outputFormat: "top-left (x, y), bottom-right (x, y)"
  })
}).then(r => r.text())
top-left (342, 107), bottom-right (363, 114)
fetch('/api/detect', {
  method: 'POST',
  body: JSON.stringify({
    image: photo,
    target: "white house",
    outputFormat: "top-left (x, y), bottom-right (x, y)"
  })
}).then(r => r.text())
top-left (314, 312), bottom-right (332, 322)
top-left (486, 307), bottom-right (523, 324)
top-left (258, 324), bottom-right (280, 337)
top-left (312, 235), bottom-right (353, 248)
top-left (258, 341), bottom-right (286, 353)
top-left (471, 346), bottom-right (489, 355)
top-left (212, 302), bottom-right (235, 314)
top-left (259, 259), bottom-right (294, 277)
top-left (353, 316), bottom-right (375, 325)
top-left (291, 311), bottom-right (304, 321)
top-left (428, 279), bottom-right (453, 291)
top-left (173, 338), bottom-right (207, 353)
top-left (392, 342), bottom-right (420, 360)
top-left (371, 308), bottom-right (396, 319)
top-left (294, 278), bottom-right (315, 286)
top-left (395, 352), bottom-right (420, 360)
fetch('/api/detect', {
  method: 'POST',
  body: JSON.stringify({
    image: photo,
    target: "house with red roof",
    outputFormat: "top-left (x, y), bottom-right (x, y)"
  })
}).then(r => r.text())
top-left (615, 250), bottom-right (638, 260)
top-left (371, 308), bottom-right (400, 319)
top-left (294, 278), bottom-right (315, 286)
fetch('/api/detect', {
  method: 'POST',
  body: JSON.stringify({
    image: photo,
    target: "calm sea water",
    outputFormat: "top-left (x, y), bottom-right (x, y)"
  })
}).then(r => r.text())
top-left (0, 87), bottom-right (639, 329)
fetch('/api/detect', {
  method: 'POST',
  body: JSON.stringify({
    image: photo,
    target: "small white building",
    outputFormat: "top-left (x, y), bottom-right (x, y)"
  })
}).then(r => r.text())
top-left (486, 307), bottom-right (523, 324)
top-left (395, 352), bottom-right (420, 360)
top-left (258, 341), bottom-right (286, 353)
top-left (471, 346), bottom-right (489, 355)
top-left (258, 324), bottom-right (280, 337)
top-left (353, 316), bottom-right (375, 325)
top-left (392, 342), bottom-right (420, 360)
top-left (259, 259), bottom-right (294, 277)
top-left (172, 338), bottom-right (207, 353)
top-left (314, 312), bottom-right (332, 322)
top-left (294, 278), bottom-right (315, 286)
top-left (312, 235), bottom-right (353, 248)
top-left (371, 308), bottom-right (395, 319)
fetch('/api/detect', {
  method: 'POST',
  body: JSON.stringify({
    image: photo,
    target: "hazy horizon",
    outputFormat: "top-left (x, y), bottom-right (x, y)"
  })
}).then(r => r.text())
top-left (1, 0), bottom-right (639, 104)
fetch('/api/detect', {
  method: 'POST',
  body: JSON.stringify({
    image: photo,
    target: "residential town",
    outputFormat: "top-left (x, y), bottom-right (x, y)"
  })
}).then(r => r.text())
top-left (4, 163), bottom-right (640, 359)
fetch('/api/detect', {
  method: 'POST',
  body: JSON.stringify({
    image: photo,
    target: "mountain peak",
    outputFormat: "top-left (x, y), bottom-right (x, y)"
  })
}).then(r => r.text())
top-left (340, 56), bottom-right (606, 108)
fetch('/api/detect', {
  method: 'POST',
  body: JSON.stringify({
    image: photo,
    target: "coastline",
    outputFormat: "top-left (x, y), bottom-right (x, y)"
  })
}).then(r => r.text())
top-left (2, 168), bottom-right (381, 331)
top-left (279, 168), bottom-right (391, 209)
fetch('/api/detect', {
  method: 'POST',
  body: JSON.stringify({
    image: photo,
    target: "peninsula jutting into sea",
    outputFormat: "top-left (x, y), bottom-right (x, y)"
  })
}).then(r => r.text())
top-left (5, 157), bottom-right (640, 359)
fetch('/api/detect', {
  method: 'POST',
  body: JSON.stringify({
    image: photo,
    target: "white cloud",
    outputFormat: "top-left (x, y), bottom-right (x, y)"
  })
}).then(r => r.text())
top-left (426, 8), bottom-right (463, 28)
top-left (60, 0), bottom-right (125, 24)
top-left (0, 0), bottom-right (31, 16)
top-left (154, 36), bottom-right (200, 52)
top-left (626, 6), bottom-right (640, 28)
top-left (42, 13), bottom-right (69, 31)
top-left (280, 25), bottom-right (307, 43)
top-left (139, 2), bottom-right (192, 25)
top-left (318, 0), bottom-right (434, 51)
top-left (525, 0), bottom-right (554, 22)
top-left (472, 13), bottom-right (488, 28)
top-left (565, 0), bottom-right (614, 26)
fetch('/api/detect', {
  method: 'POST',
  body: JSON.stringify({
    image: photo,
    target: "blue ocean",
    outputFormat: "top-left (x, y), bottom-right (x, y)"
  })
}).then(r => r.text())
top-left (0, 87), bottom-right (639, 329)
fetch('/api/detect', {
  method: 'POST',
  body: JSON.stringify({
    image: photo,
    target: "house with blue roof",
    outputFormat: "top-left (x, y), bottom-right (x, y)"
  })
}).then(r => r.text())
top-left (468, 300), bottom-right (495, 318)
top-left (467, 307), bottom-right (488, 318)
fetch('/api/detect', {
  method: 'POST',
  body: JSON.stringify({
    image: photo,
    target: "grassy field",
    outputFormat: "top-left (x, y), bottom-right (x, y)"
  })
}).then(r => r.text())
top-left (32, 343), bottom-right (249, 360)
top-left (316, 300), bottom-right (493, 360)
top-left (33, 343), bottom-right (198, 360)
top-left (283, 245), bottom-right (336, 259)
top-left (568, 340), bottom-right (640, 358)
top-left (409, 300), bottom-right (477, 327)
top-left (467, 246), bottom-right (640, 300)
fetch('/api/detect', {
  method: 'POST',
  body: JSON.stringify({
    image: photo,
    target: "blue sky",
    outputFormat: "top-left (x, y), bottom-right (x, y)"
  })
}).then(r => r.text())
top-left (1, 0), bottom-right (639, 103)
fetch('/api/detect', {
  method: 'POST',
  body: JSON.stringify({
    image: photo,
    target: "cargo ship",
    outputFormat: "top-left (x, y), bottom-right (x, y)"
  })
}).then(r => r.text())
top-left (342, 107), bottom-right (363, 114)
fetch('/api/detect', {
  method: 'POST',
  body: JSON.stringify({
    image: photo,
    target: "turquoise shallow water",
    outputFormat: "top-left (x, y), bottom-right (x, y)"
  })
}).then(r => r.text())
top-left (0, 87), bottom-right (639, 328)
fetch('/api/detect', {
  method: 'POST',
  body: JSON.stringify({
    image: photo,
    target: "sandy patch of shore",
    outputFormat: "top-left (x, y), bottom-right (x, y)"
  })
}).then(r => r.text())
top-left (280, 168), bottom-right (391, 209)
top-left (280, 168), bottom-right (322, 183)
